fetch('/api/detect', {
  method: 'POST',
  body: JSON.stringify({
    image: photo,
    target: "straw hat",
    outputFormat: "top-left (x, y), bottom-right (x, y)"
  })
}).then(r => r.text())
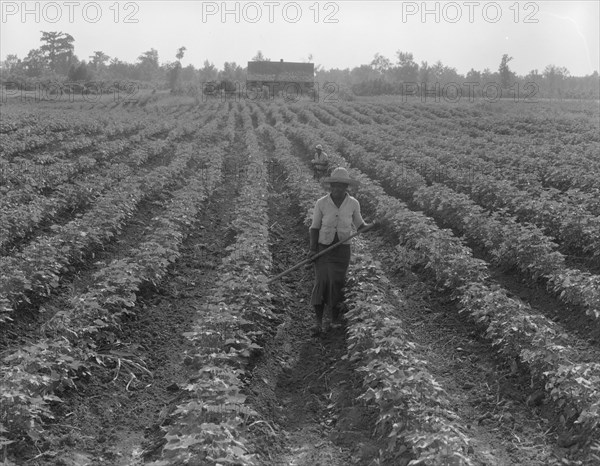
top-left (315, 144), bottom-right (323, 151)
top-left (322, 167), bottom-right (360, 188)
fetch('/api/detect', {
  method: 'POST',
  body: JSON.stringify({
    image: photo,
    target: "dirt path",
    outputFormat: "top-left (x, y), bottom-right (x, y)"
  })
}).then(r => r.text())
top-left (246, 163), bottom-right (383, 465)
top-left (249, 174), bottom-right (572, 465)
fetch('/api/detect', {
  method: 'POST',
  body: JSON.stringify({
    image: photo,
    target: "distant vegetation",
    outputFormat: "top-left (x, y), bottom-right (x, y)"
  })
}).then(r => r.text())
top-left (1, 32), bottom-right (598, 99)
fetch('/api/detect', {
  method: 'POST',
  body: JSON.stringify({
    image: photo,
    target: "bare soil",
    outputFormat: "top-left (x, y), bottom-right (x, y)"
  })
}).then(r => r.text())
top-left (4, 101), bottom-right (598, 466)
top-left (245, 176), bottom-right (383, 465)
top-left (4, 119), bottom-right (243, 466)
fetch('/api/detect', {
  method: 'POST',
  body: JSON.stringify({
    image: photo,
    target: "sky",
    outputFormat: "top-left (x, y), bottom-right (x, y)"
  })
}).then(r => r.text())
top-left (1, 0), bottom-right (599, 76)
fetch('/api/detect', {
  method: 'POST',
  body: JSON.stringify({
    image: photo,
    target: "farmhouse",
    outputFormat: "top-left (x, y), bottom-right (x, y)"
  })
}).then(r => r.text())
top-left (246, 59), bottom-right (314, 95)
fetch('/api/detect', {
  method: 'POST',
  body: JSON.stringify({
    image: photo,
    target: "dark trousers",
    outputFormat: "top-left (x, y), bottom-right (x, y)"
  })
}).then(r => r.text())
top-left (310, 241), bottom-right (350, 318)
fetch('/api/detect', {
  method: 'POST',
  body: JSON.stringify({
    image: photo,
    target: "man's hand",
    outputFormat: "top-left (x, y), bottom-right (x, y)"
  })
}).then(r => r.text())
top-left (360, 218), bottom-right (387, 232)
top-left (305, 249), bottom-right (317, 269)
top-left (358, 222), bottom-right (376, 233)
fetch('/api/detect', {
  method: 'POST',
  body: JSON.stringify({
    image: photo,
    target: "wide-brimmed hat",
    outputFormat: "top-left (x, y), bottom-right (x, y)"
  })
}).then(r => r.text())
top-left (315, 144), bottom-right (323, 150)
top-left (322, 167), bottom-right (360, 188)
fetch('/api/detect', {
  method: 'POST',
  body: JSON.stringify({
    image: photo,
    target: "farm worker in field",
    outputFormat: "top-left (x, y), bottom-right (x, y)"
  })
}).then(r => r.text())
top-left (311, 144), bottom-right (329, 180)
top-left (307, 167), bottom-right (373, 336)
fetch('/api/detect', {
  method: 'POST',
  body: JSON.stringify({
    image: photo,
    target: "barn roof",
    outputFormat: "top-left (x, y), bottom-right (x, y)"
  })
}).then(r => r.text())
top-left (247, 60), bottom-right (314, 83)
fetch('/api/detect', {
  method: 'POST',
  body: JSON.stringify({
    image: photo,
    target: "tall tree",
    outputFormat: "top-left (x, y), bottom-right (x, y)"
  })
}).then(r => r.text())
top-left (3, 54), bottom-right (21, 74)
top-left (395, 51), bottom-right (418, 82)
top-left (481, 67), bottom-right (496, 83)
top-left (371, 53), bottom-right (391, 74)
top-left (498, 54), bottom-right (514, 88)
top-left (22, 48), bottom-right (47, 77)
top-left (350, 64), bottom-right (378, 84)
top-left (419, 61), bottom-right (431, 85)
top-left (89, 51), bottom-right (110, 70)
top-left (198, 60), bottom-right (218, 82)
top-left (430, 60), bottom-right (445, 81)
top-left (543, 64), bottom-right (570, 98)
top-left (137, 48), bottom-right (159, 81)
top-left (168, 46), bottom-right (187, 92)
top-left (466, 68), bottom-right (481, 82)
top-left (108, 57), bottom-right (134, 80)
top-left (181, 64), bottom-right (197, 83)
top-left (220, 62), bottom-right (244, 82)
top-left (40, 31), bottom-right (75, 74)
top-left (176, 46), bottom-right (186, 61)
top-left (68, 61), bottom-right (91, 81)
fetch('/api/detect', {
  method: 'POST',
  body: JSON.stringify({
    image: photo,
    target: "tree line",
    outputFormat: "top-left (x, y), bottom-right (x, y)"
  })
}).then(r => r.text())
top-left (318, 52), bottom-right (598, 100)
top-left (1, 32), bottom-right (598, 100)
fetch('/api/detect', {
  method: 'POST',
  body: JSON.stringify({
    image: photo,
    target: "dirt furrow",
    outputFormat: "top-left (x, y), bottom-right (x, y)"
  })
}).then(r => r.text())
top-left (8, 110), bottom-right (244, 465)
top-left (470, 244), bottom-right (600, 346)
top-left (1, 108), bottom-right (231, 348)
top-left (245, 159), bottom-right (382, 465)
top-left (275, 122), bottom-right (582, 464)
top-left (291, 105), bottom-right (600, 354)
top-left (1, 156), bottom-right (185, 349)
top-left (35, 178), bottom-right (238, 466)
top-left (364, 234), bottom-right (569, 465)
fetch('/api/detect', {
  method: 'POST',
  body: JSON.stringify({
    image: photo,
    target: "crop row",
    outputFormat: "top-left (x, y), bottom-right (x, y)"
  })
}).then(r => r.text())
top-left (0, 100), bottom-right (212, 159)
top-left (349, 100), bottom-right (600, 163)
top-left (0, 111), bottom-right (231, 323)
top-left (371, 116), bottom-right (600, 221)
top-left (324, 120), bottom-right (600, 267)
top-left (306, 103), bottom-right (365, 126)
top-left (1, 105), bottom-right (143, 135)
top-left (286, 111), bottom-right (600, 322)
top-left (259, 116), bottom-right (479, 464)
top-left (0, 139), bottom-right (173, 254)
top-left (0, 104), bottom-right (228, 247)
top-left (341, 102), bottom-right (600, 193)
top-left (341, 109), bottom-right (600, 213)
top-left (150, 106), bottom-right (277, 465)
top-left (415, 184), bottom-right (600, 317)
top-left (2, 101), bottom-right (223, 190)
top-left (0, 120), bottom-right (231, 453)
top-left (283, 115), bottom-right (600, 446)
top-left (0, 103), bottom-right (226, 252)
top-left (298, 101), bottom-right (600, 201)
top-left (346, 242), bottom-right (477, 465)
top-left (1, 158), bottom-right (179, 322)
top-left (0, 112), bottom-right (147, 160)
top-left (319, 103), bottom-right (375, 125)
top-left (1, 116), bottom-right (188, 195)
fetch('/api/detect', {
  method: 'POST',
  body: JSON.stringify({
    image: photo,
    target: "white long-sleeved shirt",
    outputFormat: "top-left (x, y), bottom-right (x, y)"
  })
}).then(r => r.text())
top-left (310, 193), bottom-right (365, 244)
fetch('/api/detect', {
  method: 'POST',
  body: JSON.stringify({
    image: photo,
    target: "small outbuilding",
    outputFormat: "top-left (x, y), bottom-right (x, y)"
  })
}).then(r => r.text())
top-left (246, 59), bottom-right (315, 95)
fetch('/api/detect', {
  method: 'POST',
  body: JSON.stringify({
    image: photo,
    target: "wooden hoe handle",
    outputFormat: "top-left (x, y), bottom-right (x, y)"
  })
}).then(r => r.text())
top-left (267, 223), bottom-right (376, 285)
